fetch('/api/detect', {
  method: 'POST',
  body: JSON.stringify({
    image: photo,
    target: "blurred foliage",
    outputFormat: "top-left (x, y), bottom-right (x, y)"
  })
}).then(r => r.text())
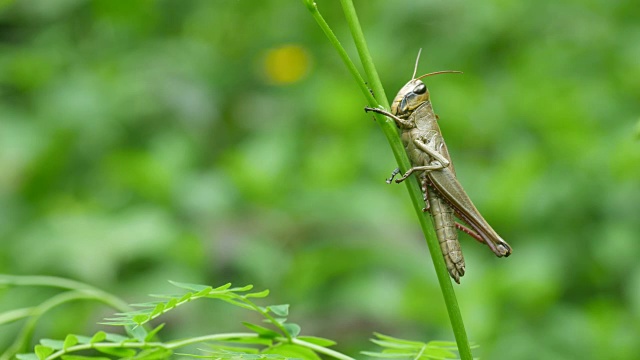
top-left (12, 280), bottom-right (328, 360)
top-left (8, 278), bottom-right (465, 360)
top-left (0, 0), bottom-right (639, 359)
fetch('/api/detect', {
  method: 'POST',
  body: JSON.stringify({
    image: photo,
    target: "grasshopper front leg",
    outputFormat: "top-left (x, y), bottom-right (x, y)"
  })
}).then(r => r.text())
top-left (386, 168), bottom-right (401, 184)
top-left (413, 137), bottom-right (450, 168)
top-left (395, 161), bottom-right (446, 183)
top-left (396, 134), bottom-right (450, 183)
top-left (364, 107), bottom-right (413, 128)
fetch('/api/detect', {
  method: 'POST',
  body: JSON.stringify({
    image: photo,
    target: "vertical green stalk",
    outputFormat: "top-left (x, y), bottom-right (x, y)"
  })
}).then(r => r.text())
top-left (303, 1), bottom-right (472, 358)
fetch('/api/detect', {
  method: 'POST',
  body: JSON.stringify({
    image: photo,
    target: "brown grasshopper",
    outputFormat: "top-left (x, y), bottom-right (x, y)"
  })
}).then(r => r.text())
top-left (365, 52), bottom-right (511, 283)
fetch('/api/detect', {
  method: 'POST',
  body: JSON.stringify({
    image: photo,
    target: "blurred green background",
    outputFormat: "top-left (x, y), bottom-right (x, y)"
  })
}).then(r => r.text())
top-left (1, 0), bottom-right (639, 359)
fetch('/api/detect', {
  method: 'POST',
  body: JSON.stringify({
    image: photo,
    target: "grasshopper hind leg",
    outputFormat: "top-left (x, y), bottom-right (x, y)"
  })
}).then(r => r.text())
top-left (424, 180), bottom-right (466, 283)
top-left (420, 174), bottom-right (430, 212)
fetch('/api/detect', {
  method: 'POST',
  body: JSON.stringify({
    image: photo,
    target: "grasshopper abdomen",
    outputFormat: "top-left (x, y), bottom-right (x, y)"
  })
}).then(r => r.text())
top-left (427, 183), bottom-right (465, 283)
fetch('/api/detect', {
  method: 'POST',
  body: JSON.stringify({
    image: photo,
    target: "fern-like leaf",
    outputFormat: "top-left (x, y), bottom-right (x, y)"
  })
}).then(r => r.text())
top-left (100, 281), bottom-right (270, 329)
top-left (362, 333), bottom-right (475, 360)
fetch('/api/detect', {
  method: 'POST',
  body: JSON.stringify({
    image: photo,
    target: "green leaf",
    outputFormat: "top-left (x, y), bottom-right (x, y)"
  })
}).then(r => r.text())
top-left (262, 344), bottom-right (320, 360)
top-left (242, 322), bottom-right (280, 338)
top-left (269, 304), bottom-right (289, 317)
top-left (426, 341), bottom-right (459, 348)
top-left (105, 332), bottom-right (130, 343)
top-left (283, 323), bottom-right (301, 338)
top-left (296, 336), bottom-right (336, 347)
top-left (150, 303), bottom-right (165, 317)
top-left (361, 351), bottom-right (410, 358)
top-left (366, 334), bottom-right (464, 359)
top-left (144, 323), bottom-right (165, 342)
top-left (95, 347), bottom-right (138, 357)
top-left (178, 292), bottom-right (194, 302)
top-left (168, 280), bottom-right (212, 292)
top-left (194, 286), bottom-right (213, 297)
top-left (421, 347), bottom-right (457, 358)
top-left (61, 356), bottom-right (110, 360)
top-left (213, 283), bottom-right (233, 291)
top-left (193, 349), bottom-right (288, 359)
top-left (245, 289), bottom-right (270, 298)
top-left (63, 334), bottom-right (78, 350)
top-left (39, 339), bottom-right (64, 350)
top-left (381, 349), bottom-right (421, 355)
top-left (216, 336), bottom-right (273, 346)
top-left (130, 301), bottom-right (163, 308)
top-left (219, 298), bottom-right (257, 311)
top-left (100, 320), bottom-right (135, 326)
top-left (74, 335), bottom-right (92, 344)
top-left (132, 314), bottom-right (149, 325)
top-left (371, 339), bottom-right (421, 350)
top-left (130, 347), bottom-right (172, 360)
top-left (229, 285), bottom-right (253, 292)
top-left (373, 333), bottom-right (426, 347)
top-left (34, 345), bottom-right (54, 360)
top-left (205, 344), bottom-right (259, 355)
top-left (90, 331), bottom-right (107, 344)
top-left (165, 298), bottom-right (178, 309)
top-left (147, 294), bottom-right (177, 300)
top-left (128, 324), bottom-right (148, 342)
top-left (15, 354), bottom-right (38, 360)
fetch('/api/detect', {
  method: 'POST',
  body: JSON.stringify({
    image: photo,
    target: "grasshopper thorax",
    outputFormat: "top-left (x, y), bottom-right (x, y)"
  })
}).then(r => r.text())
top-left (391, 79), bottom-right (430, 117)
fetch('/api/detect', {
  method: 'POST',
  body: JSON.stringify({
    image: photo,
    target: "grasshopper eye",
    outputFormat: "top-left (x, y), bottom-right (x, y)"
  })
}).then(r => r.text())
top-left (413, 83), bottom-right (426, 94)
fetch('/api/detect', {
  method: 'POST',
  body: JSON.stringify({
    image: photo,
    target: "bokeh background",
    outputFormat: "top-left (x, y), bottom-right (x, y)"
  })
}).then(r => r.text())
top-left (1, 0), bottom-right (639, 359)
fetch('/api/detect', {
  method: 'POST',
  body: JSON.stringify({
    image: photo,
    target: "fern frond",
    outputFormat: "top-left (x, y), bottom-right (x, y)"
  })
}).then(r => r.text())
top-left (99, 281), bottom-right (271, 329)
top-left (362, 333), bottom-right (476, 360)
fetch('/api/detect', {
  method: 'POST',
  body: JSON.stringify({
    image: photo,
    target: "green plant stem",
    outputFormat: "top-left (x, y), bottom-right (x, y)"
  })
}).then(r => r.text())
top-left (303, 0), bottom-right (377, 108)
top-left (1, 291), bottom-right (120, 360)
top-left (240, 297), bottom-right (292, 342)
top-left (0, 307), bottom-right (33, 326)
top-left (292, 338), bottom-right (356, 360)
top-left (338, 0), bottom-right (389, 108)
top-left (0, 274), bottom-right (131, 312)
top-left (0, 274), bottom-right (158, 359)
top-left (304, 1), bottom-right (472, 358)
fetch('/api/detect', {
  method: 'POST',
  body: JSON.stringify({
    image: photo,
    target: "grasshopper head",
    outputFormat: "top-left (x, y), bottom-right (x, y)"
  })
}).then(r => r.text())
top-left (391, 50), bottom-right (462, 117)
top-left (390, 50), bottom-right (462, 116)
top-left (391, 79), bottom-right (429, 116)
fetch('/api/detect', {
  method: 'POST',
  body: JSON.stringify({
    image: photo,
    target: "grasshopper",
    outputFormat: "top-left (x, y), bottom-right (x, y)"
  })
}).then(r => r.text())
top-left (365, 52), bottom-right (511, 283)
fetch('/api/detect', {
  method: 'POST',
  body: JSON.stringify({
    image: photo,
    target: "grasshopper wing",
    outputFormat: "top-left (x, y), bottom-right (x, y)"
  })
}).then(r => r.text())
top-left (427, 168), bottom-right (512, 257)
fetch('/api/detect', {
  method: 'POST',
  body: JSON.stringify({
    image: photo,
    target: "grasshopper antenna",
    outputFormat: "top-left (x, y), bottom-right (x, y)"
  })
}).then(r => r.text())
top-left (416, 70), bottom-right (463, 79)
top-left (412, 49), bottom-right (462, 80)
top-left (412, 48), bottom-right (422, 80)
